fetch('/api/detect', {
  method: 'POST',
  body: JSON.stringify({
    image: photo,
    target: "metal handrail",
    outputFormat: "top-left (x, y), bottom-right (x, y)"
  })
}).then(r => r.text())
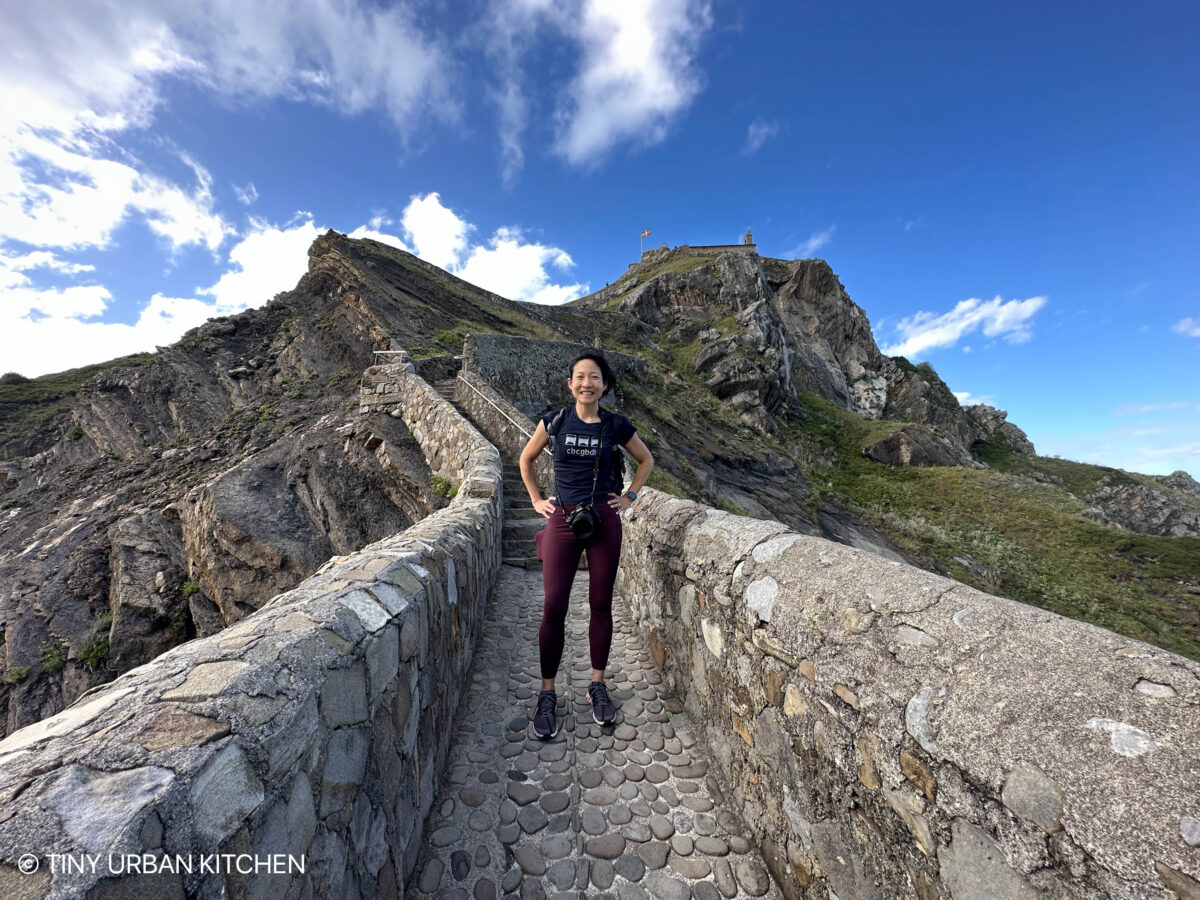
top-left (454, 375), bottom-right (553, 458)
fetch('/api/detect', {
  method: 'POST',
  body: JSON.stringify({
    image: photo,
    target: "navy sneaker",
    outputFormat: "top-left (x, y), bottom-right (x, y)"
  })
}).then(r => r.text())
top-left (533, 690), bottom-right (559, 739)
top-left (587, 681), bottom-right (617, 726)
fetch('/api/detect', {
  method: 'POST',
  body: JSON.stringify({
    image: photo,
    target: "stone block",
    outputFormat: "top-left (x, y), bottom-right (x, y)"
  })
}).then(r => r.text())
top-left (1001, 763), bottom-right (1063, 833)
top-left (37, 763), bottom-right (176, 854)
top-left (191, 743), bottom-right (265, 846)
top-left (320, 662), bottom-right (368, 728)
top-left (938, 819), bottom-right (1037, 900)
top-left (366, 626), bottom-right (400, 705)
top-left (161, 661), bottom-right (252, 702)
top-left (336, 589), bottom-right (390, 633)
top-left (264, 695), bottom-right (319, 780)
top-left (320, 727), bottom-right (370, 816)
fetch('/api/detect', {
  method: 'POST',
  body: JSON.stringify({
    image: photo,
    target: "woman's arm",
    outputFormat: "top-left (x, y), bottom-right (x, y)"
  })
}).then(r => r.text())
top-left (608, 433), bottom-right (653, 511)
top-left (520, 420), bottom-right (556, 518)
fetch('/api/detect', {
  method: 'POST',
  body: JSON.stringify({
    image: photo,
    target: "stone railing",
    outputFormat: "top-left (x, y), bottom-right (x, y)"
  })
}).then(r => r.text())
top-left (452, 370), bottom-right (553, 488)
top-left (462, 333), bottom-right (646, 420)
top-left (617, 489), bottom-right (1200, 900)
top-left (0, 361), bottom-right (502, 899)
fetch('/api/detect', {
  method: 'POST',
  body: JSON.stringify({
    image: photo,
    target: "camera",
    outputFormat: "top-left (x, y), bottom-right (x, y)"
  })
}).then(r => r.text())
top-left (565, 503), bottom-right (603, 540)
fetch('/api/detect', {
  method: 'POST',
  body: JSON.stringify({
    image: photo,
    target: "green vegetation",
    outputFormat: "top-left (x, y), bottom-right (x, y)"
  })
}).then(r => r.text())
top-left (181, 581), bottom-right (200, 598)
top-left (3, 666), bottom-right (30, 684)
top-left (39, 640), bottom-right (66, 674)
top-left (0, 352), bottom-right (155, 451)
top-left (78, 612), bottom-right (113, 669)
top-left (431, 475), bottom-right (459, 498)
top-left (783, 391), bottom-right (1200, 661)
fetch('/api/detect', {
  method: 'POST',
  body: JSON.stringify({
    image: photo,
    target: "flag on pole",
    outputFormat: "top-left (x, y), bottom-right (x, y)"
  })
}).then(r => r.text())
top-left (640, 229), bottom-right (651, 238)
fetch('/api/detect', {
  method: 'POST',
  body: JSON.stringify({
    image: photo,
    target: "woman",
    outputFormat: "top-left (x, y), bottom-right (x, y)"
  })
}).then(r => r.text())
top-left (519, 350), bottom-right (653, 738)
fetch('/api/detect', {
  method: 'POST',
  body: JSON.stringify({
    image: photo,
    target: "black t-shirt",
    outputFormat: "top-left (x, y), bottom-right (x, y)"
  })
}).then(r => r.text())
top-left (542, 408), bottom-right (637, 505)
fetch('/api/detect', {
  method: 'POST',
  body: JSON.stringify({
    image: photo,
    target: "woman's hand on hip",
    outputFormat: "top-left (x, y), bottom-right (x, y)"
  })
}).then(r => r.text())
top-left (532, 498), bottom-right (557, 518)
top-left (607, 492), bottom-right (632, 512)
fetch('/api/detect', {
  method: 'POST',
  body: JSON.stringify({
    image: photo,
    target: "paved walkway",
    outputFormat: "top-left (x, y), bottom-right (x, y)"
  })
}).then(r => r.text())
top-left (409, 563), bottom-right (781, 899)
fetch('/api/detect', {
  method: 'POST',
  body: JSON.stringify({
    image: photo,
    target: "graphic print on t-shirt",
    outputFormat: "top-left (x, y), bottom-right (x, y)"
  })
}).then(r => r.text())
top-left (564, 434), bottom-right (600, 456)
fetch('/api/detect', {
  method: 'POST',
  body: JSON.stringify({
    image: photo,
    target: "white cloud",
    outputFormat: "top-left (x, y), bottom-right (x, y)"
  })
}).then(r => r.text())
top-left (954, 391), bottom-right (996, 407)
top-left (1040, 420), bottom-right (1200, 478)
top-left (742, 120), bottom-right (778, 155)
top-left (0, 1), bottom-right (451, 138)
top-left (1112, 401), bottom-right (1196, 416)
top-left (401, 193), bottom-right (473, 270)
top-left (234, 182), bottom-right (258, 205)
top-left (881, 295), bottom-right (1047, 359)
top-left (484, 0), bottom-right (712, 174)
top-left (399, 194), bottom-right (587, 304)
top-left (0, 0), bottom-right (450, 266)
top-left (456, 227), bottom-right (587, 304)
top-left (2, 195), bottom-right (586, 377)
top-left (788, 226), bottom-right (836, 258)
top-left (554, 0), bottom-right (713, 166)
top-left (346, 226), bottom-right (409, 253)
top-left (198, 216), bottom-right (321, 309)
top-left (1172, 317), bottom-right (1200, 338)
top-left (0, 126), bottom-right (232, 253)
top-left (0, 216), bottom-right (319, 378)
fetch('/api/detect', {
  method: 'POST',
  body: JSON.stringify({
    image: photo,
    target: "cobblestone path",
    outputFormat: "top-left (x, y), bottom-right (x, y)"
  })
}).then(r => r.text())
top-left (410, 563), bottom-right (781, 899)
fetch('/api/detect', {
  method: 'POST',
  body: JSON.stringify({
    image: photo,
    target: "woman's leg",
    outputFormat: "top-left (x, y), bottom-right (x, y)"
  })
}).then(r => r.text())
top-left (584, 506), bottom-right (623, 676)
top-left (539, 510), bottom-right (584, 687)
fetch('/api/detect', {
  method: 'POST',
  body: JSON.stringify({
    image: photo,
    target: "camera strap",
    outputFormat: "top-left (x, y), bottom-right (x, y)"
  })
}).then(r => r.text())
top-left (585, 416), bottom-right (605, 504)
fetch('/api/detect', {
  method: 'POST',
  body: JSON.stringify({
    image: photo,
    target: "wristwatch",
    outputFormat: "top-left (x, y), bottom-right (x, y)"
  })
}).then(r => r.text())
top-left (624, 491), bottom-right (638, 502)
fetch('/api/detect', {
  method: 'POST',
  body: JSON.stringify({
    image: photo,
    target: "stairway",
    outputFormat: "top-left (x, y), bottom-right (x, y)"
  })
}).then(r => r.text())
top-left (501, 460), bottom-right (543, 569)
top-left (431, 376), bottom-right (545, 570)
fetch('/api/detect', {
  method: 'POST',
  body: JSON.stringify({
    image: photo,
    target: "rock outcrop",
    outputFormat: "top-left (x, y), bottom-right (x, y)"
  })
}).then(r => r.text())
top-left (1085, 470), bottom-right (1200, 537)
top-left (965, 403), bottom-right (1037, 454)
top-left (0, 232), bottom-right (543, 736)
top-left (574, 249), bottom-right (1003, 463)
top-left (863, 424), bottom-right (985, 468)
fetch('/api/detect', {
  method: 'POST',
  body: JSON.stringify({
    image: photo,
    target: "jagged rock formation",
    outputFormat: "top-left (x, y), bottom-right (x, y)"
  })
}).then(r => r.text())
top-left (0, 233), bottom-right (543, 736)
top-left (575, 251), bottom-right (1010, 463)
top-left (1084, 470), bottom-right (1200, 537)
top-left (863, 424), bottom-right (984, 469)
top-left (2, 232), bottom-right (1194, 737)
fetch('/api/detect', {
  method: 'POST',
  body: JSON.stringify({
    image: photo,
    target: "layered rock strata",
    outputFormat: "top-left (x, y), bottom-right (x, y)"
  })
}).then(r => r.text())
top-left (0, 363), bottom-right (503, 899)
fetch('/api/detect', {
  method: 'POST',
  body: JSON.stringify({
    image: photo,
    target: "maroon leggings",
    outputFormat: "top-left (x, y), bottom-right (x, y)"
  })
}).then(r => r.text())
top-left (538, 501), bottom-right (622, 680)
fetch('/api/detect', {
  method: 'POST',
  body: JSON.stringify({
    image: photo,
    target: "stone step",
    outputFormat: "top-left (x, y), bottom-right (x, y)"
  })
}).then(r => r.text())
top-left (503, 520), bottom-right (546, 538)
top-left (501, 557), bottom-right (541, 570)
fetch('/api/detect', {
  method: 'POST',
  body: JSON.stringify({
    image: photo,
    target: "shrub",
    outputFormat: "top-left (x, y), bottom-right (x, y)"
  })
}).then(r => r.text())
top-left (78, 634), bottom-right (110, 669)
top-left (4, 666), bottom-right (30, 684)
top-left (39, 641), bottom-right (66, 674)
top-left (431, 475), bottom-right (459, 498)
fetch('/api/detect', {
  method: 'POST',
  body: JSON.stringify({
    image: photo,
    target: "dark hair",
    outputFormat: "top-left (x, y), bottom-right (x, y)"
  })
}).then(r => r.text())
top-left (568, 350), bottom-right (616, 398)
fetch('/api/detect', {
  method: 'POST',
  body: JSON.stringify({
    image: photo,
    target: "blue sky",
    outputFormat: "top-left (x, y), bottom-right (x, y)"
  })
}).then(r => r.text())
top-left (1, 0), bottom-right (1197, 476)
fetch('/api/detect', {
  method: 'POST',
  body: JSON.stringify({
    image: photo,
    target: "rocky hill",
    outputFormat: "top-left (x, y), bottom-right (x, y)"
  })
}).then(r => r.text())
top-left (2, 233), bottom-right (1198, 736)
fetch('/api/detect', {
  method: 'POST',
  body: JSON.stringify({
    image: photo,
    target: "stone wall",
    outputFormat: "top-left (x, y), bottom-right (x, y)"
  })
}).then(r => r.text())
top-left (452, 370), bottom-right (553, 490)
top-left (0, 362), bottom-right (503, 899)
top-left (617, 488), bottom-right (1200, 900)
top-left (462, 334), bottom-right (646, 419)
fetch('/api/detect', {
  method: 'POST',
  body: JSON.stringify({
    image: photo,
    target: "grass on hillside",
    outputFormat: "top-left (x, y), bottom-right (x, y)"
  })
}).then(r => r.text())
top-left (0, 354), bottom-right (157, 450)
top-left (789, 391), bottom-right (1200, 661)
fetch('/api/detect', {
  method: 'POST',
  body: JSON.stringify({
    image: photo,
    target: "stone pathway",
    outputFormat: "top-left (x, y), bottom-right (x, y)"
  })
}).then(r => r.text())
top-left (409, 563), bottom-right (781, 899)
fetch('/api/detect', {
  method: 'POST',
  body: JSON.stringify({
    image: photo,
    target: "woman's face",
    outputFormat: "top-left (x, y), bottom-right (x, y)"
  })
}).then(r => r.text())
top-left (568, 359), bottom-right (606, 403)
